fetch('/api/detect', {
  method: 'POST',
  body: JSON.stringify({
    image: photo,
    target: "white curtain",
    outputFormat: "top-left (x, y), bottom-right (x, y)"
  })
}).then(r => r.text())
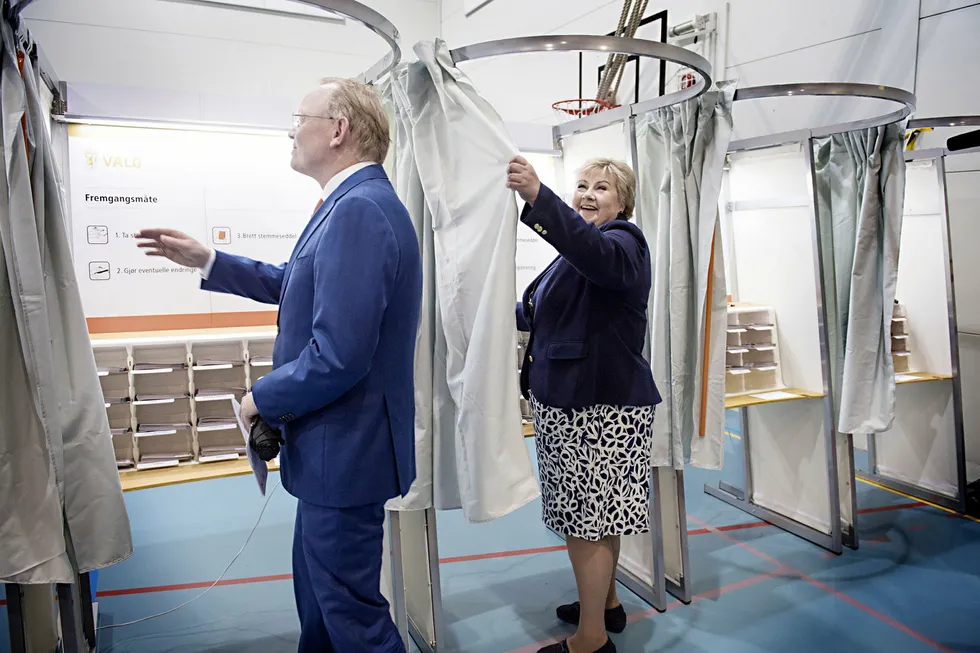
top-left (0, 20), bottom-right (132, 583)
top-left (812, 123), bottom-right (906, 435)
top-left (385, 40), bottom-right (539, 522)
top-left (635, 81), bottom-right (736, 471)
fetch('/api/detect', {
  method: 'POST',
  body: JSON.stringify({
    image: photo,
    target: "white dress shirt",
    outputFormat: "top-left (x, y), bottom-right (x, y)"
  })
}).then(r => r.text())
top-left (200, 161), bottom-right (378, 279)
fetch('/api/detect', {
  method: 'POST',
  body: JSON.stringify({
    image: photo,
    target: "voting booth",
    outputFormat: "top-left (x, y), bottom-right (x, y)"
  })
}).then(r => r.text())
top-left (388, 34), bottom-right (719, 652)
top-left (707, 84), bottom-right (918, 552)
top-left (854, 115), bottom-right (978, 514)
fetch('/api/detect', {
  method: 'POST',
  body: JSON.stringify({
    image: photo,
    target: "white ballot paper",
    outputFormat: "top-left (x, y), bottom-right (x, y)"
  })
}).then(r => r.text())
top-left (232, 397), bottom-right (268, 495)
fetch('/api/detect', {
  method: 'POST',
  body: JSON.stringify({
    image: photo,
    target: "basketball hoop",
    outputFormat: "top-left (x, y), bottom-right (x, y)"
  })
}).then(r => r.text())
top-left (552, 98), bottom-right (618, 123)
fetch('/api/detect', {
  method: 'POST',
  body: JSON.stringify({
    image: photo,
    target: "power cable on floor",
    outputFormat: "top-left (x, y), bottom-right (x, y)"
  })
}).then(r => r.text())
top-left (97, 479), bottom-right (282, 631)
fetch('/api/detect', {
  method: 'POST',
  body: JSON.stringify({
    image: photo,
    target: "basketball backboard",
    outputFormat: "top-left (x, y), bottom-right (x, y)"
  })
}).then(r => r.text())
top-left (578, 9), bottom-right (669, 108)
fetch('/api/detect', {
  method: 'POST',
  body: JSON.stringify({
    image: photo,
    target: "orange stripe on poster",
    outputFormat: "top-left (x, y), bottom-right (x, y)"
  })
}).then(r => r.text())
top-left (87, 311), bottom-right (278, 334)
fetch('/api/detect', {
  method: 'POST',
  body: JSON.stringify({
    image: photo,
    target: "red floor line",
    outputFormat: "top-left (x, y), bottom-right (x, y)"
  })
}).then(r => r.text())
top-left (19, 502), bottom-right (926, 606)
top-left (858, 501), bottom-right (925, 514)
top-left (687, 515), bottom-right (957, 653)
top-left (95, 573), bottom-right (293, 598)
top-left (440, 545), bottom-right (568, 565)
top-left (625, 570), bottom-right (783, 623)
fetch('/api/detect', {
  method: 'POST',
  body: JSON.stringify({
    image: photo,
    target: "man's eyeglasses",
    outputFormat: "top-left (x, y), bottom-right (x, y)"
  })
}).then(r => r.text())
top-left (292, 114), bottom-right (339, 129)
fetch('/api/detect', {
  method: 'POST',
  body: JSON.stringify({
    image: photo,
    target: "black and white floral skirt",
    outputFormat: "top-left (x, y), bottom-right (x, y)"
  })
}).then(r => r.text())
top-left (530, 393), bottom-right (655, 541)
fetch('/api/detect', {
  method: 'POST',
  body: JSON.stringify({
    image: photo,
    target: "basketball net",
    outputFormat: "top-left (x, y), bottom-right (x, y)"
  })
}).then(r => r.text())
top-left (552, 98), bottom-right (618, 123)
top-left (552, 0), bottom-right (648, 123)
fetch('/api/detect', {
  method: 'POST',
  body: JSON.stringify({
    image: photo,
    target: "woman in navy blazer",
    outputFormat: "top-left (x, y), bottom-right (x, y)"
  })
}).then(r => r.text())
top-left (508, 156), bottom-right (662, 653)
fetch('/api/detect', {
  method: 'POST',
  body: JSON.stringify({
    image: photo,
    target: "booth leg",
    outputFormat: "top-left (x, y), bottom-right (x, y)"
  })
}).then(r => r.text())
top-left (705, 407), bottom-right (842, 554)
top-left (840, 434), bottom-right (859, 550)
top-left (5, 584), bottom-right (28, 653)
top-left (858, 466), bottom-right (963, 512)
top-left (78, 572), bottom-right (96, 649)
top-left (664, 470), bottom-right (692, 604)
top-left (386, 511), bottom-right (410, 651)
top-left (406, 507), bottom-right (444, 653)
top-left (57, 582), bottom-right (92, 653)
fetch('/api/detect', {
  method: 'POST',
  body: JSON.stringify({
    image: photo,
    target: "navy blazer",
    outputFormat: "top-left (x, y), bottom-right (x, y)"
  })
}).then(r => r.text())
top-left (517, 183), bottom-right (662, 410)
top-left (202, 165), bottom-right (422, 508)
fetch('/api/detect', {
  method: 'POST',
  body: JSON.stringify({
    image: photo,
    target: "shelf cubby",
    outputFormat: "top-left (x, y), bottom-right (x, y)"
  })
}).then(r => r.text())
top-left (725, 304), bottom-right (783, 396)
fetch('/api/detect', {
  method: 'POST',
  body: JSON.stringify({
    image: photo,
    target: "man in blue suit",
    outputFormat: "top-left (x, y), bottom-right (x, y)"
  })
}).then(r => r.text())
top-left (136, 78), bottom-right (422, 652)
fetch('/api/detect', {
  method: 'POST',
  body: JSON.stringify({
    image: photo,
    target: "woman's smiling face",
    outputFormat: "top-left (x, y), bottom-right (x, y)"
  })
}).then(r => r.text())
top-left (572, 170), bottom-right (625, 226)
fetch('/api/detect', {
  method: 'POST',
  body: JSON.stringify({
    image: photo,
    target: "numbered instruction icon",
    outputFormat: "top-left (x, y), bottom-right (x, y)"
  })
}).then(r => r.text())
top-left (212, 227), bottom-right (231, 245)
top-left (87, 225), bottom-right (109, 244)
top-left (89, 261), bottom-right (111, 281)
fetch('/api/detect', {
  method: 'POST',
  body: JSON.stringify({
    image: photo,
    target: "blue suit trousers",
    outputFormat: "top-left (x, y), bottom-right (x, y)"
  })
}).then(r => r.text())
top-left (292, 501), bottom-right (404, 653)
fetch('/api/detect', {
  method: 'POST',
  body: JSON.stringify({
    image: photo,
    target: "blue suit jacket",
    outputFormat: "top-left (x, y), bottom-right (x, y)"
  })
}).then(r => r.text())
top-left (517, 183), bottom-right (662, 410)
top-left (202, 165), bottom-right (422, 508)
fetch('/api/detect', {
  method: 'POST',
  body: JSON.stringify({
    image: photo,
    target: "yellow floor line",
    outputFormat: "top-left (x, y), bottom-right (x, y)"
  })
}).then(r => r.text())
top-left (856, 476), bottom-right (980, 523)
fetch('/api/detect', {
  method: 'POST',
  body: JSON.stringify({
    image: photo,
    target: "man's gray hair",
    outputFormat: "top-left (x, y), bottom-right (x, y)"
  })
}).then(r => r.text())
top-left (319, 77), bottom-right (390, 163)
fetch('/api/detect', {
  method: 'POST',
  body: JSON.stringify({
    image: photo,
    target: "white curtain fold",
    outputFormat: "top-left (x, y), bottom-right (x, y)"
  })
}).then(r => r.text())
top-left (0, 19), bottom-right (132, 584)
top-left (812, 123), bottom-right (906, 436)
top-left (385, 40), bottom-right (539, 522)
top-left (635, 81), bottom-right (736, 471)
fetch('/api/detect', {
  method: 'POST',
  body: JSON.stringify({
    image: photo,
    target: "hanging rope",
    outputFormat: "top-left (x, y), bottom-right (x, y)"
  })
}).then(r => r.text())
top-left (596, 0), bottom-right (633, 103)
top-left (596, 0), bottom-right (650, 106)
top-left (605, 0), bottom-right (649, 104)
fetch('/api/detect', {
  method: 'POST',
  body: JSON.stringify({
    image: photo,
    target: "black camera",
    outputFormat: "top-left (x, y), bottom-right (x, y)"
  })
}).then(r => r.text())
top-left (249, 416), bottom-right (283, 462)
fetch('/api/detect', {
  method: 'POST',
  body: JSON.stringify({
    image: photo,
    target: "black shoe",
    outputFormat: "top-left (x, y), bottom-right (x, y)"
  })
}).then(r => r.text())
top-left (536, 638), bottom-right (617, 653)
top-left (555, 602), bottom-right (627, 633)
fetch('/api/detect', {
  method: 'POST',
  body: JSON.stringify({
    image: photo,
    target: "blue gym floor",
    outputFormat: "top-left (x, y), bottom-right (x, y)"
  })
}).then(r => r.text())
top-left (3, 412), bottom-right (980, 653)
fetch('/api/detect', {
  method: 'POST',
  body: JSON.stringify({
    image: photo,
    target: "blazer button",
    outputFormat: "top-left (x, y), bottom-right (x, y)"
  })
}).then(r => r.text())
top-left (529, 355), bottom-right (534, 362)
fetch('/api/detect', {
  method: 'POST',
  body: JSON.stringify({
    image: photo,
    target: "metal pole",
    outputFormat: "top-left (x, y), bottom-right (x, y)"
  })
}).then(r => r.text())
top-left (6, 584), bottom-right (28, 653)
top-left (79, 573), bottom-right (96, 649)
top-left (386, 511), bottom-right (410, 651)
top-left (56, 583), bottom-right (86, 653)
top-left (936, 155), bottom-right (969, 513)
top-left (804, 135), bottom-right (845, 554)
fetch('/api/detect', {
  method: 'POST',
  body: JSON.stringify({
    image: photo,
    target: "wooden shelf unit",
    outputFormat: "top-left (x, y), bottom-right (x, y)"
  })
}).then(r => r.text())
top-left (93, 329), bottom-right (276, 473)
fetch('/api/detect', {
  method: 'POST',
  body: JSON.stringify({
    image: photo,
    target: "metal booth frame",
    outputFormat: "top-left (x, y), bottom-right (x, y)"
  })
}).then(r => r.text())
top-left (392, 35), bottom-right (712, 653)
top-left (704, 83), bottom-right (917, 555)
top-left (455, 34), bottom-right (712, 616)
top-left (2, 2), bottom-right (404, 653)
top-left (857, 115), bottom-right (980, 514)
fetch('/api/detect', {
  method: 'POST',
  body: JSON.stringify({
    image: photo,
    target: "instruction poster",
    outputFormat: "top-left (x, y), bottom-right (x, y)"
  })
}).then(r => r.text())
top-left (69, 125), bottom-right (561, 332)
top-left (67, 123), bottom-right (321, 332)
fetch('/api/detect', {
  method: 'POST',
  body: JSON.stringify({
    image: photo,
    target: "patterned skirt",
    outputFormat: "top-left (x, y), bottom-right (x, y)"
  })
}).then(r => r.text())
top-left (530, 394), bottom-right (655, 541)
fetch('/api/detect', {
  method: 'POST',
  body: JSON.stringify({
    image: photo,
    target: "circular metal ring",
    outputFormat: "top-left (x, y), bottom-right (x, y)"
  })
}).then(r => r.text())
top-left (733, 82), bottom-right (917, 136)
top-left (14, 0), bottom-right (402, 85)
top-left (907, 115), bottom-right (980, 130)
top-left (449, 34), bottom-right (714, 112)
top-left (293, 0), bottom-right (401, 84)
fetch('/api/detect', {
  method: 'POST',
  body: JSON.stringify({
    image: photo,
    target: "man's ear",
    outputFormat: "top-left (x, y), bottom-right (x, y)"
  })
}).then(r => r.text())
top-left (330, 116), bottom-right (350, 149)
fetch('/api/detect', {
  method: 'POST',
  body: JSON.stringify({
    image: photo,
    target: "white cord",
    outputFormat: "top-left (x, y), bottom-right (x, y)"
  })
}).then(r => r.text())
top-left (97, 478), bottom-right (282, 630)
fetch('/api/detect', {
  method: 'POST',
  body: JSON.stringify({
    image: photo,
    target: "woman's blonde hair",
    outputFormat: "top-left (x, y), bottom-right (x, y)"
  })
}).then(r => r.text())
top-left (578, 158), bottom-right (637, 219)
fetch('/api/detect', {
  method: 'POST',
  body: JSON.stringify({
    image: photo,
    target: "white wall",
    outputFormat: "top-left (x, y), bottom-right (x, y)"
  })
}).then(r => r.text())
top-left (440, 0), bottom-right (927, 139)
top-left (23, 0), bottom-right (439, 126)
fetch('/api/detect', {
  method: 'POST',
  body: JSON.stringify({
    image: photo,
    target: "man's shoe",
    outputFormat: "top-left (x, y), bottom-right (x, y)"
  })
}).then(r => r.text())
top-left (555, 602), bottom-right (627, 633)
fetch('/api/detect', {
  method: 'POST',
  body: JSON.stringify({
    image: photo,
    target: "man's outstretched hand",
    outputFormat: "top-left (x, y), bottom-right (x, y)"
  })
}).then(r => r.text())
top-left (135, 229), bottom-right (211, 269)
